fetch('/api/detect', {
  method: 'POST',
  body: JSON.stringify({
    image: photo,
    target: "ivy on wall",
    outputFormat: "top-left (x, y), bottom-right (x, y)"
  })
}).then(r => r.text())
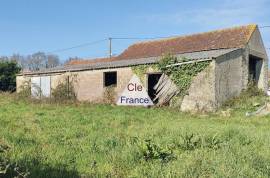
top-left (158, 54), bottom-right (211, 96)
top-left (132, 54), bottom-right (210, 96)
top-left (131, 64), bottom-right (159, 84)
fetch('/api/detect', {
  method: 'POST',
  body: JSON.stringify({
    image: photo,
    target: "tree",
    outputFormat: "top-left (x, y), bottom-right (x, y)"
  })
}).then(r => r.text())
top-left (0, 61), bottom-right (21, 92)
top-left (0, 53), bottom-right (60, 72)
top-left (27, 52), bottom-right (47, 71)
top-left (47, 54), bottom-right (60, 68)
top-left (9, 54), bottom-right (27, 69)
top-left (0, 56), bottom-right (9, 61)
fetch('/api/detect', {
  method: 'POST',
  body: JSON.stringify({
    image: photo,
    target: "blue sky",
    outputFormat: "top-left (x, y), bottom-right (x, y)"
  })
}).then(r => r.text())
top-left (0, 0), bottom-right (269, 61)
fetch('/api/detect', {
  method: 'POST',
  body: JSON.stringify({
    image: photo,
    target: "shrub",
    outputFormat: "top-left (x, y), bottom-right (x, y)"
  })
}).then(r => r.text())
top-left (222, 81), bottom-right (266, 110)
top-left (17, 80), bottom-right (31, 99)
top-left (103, 86), bottom-right (116, 104)
top-left (0, 61), bottom-right (21, 92)
top-left (51, 75), bottom-right (77, 102)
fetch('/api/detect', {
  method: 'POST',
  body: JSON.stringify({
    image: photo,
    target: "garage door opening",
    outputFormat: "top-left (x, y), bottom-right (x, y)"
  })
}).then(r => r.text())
top-left (249, 55), bottom-right (263, 85)
top-left (147, 73), bottom-right (162, 104)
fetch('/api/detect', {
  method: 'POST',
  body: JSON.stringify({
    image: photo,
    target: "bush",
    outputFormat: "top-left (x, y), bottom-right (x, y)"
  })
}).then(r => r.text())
top-left (103, 86), bottom-right (116, 104)
top-left (0, 61), bottom-right (21, 92)
top-left (17, 80), bottom-right (31, 99)
top-left (222, 81), bottom-right (266, 110)
top-left (51, 76), bottom-right (77, 102)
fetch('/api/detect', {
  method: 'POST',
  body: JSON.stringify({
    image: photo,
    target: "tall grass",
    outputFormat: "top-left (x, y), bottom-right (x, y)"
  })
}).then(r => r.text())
top-left (0, 92), bottom-right (270, 177)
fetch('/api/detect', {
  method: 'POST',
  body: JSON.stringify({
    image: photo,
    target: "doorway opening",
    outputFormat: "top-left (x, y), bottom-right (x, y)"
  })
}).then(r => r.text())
top-left (248, 55), bottom-right (263, 85)
top-left (147, 73), bottom-right (162, 104)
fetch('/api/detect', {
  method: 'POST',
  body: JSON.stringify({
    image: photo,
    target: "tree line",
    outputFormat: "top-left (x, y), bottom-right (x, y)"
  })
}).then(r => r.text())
top-left (0, 52), bottom-right (81, 72)
top-left (0, 52), bottom-right (60, 72)
top-left (0, 52), bottom-right (81, 92)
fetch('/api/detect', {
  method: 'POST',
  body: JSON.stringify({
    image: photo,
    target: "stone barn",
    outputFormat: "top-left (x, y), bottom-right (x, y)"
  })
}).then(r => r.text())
top-left (16, 24), bottom-right (268, 111)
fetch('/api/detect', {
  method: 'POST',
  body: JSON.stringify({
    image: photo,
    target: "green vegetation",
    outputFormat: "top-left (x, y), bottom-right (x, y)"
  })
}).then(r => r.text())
top-left (158, 54), bottom-right (210, 96)
top-left (131, 64), bottom-right (158, 84)
top-left (0, 61), bottom-right (21, 92)
top-left (103, 85), bottom-right (116, 104)
top-left (1, 91), bottom-right (270, 177)
top-left (51, 75), bottom-right (77, 102)
top-left (131, 54), bottom-right (210, 95)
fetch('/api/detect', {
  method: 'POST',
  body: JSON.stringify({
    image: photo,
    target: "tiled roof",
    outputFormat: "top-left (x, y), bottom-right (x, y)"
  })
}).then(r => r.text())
top-left (66, 24), bottom-right (256, 66)
top-left (117, 24), bottom-right (256, 60)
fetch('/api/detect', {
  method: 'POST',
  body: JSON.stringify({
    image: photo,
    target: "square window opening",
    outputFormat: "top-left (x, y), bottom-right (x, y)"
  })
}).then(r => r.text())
top-left (104, 72), bottom-right (117, 87)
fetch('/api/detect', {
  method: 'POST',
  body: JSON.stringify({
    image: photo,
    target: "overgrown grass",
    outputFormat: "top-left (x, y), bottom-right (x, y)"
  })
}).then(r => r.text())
top-left (1, 92), bottom-right (270, 177)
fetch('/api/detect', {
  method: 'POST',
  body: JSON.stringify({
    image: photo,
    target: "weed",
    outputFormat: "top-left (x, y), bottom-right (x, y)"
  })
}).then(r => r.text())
top-left (138, 139), bottom-right (175, 163)
top-left (17, 80), bottom-right (31, 99)
top-left (103, 85), bottom-right (116, 104)
top-left (178, 132), bottom-right (201, 151)
top-left (51, 75), bottom-right (77, 102)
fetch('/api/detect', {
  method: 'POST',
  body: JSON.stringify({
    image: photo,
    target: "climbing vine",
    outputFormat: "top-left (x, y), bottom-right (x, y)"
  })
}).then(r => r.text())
top-left (131, 64), bottom-right (158, 84)
top-left (158, 54), bottom-right (211, 96)
top-left (131, 54), bottom-right (210, 98)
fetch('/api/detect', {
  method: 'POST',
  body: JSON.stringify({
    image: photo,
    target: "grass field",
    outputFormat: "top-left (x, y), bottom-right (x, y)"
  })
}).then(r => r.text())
top-left (1, 92), bottom-right (270, 177)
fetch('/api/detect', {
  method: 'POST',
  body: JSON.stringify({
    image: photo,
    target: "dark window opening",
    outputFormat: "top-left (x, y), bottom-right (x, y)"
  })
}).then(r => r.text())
top-left (248, 55), bottom-right (263, 85)
top-left (104, 72), bottom-right (117, 87)
top-left (147, 73), bottom-right (162, 104)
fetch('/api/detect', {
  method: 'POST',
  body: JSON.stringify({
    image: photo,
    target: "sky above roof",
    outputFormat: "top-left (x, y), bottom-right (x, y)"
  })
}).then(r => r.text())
top-left (0, 0), bottom-right (269, 61)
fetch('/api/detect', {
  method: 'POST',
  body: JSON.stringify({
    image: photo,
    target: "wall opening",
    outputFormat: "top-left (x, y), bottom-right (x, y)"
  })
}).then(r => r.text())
top-left (104, 71), bottom-right (117, 87)
top-left (147, 73), bottom-right (162, 104)
top-left (248, 55), bottom-right (263, 85)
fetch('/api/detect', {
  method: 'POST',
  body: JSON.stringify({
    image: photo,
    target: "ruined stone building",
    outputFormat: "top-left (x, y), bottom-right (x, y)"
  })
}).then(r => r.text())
top-left (16, 24), bottom-right (268, 111)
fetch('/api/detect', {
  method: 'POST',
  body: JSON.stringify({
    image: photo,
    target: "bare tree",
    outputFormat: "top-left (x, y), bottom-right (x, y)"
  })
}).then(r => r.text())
top-left (0, 56), bottom-right (9, 61)
top-left (0, 52), bottom-right (61, 71)
top-left (9, 54), bottom-right (26, 69)
top-left (47, 54), bottom-right (60, 68)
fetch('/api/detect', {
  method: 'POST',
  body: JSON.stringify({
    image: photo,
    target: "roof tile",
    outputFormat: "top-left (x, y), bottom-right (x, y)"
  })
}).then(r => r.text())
top-left (117, 24), bottom-right (256, 60)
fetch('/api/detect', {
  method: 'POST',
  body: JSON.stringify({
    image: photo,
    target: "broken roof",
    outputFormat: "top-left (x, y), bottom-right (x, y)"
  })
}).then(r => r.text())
top-left (21, 24), bottom-right (257, 75)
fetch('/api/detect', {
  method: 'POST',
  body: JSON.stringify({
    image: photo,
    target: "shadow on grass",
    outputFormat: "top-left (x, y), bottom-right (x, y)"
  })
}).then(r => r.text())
top-left (3, 160), bottom-right (80, 178)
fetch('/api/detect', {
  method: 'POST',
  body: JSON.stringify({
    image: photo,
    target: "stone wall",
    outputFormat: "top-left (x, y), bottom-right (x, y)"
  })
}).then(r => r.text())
top-left (73, 67), bottom-right (134, 102)
top-left (16, 75), bottom-right (30, 92)
top-left (214, 49), bottom-right (243, 106)
top-left (246, 27), bottom-right (268, 92)
top-left (17, 67), bottom-right (134, 103)
top-left (184, 27), bottom-right (270, 110)
top-left (181, 61), bottom-right (216, 112)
